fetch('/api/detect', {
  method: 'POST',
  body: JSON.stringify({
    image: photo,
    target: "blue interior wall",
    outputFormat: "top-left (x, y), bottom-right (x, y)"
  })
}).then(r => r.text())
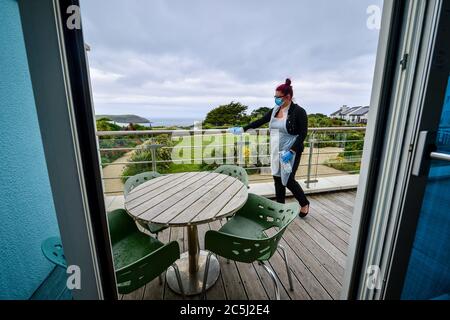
top-left (0, 0), bottom-right (60, 299)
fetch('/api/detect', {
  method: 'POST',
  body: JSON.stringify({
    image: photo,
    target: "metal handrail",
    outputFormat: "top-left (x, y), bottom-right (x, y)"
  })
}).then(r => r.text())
top-left (97, 126), bottom-right (366, 193)
top-left (96, 126), bottom-right (366, 137)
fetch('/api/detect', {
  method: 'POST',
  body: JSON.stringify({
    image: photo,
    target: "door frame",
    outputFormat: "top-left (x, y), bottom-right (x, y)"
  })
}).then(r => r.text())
top-left (21, 0), bottom-right (445, 301)
top-left (382, 0), bottom-right (450, 299)
top-left (343, 0), bottom-right (450, 300)
top-left (341, 0), bottom-right (407, 299)
top-left (18, 0), bottom-right (117, 300)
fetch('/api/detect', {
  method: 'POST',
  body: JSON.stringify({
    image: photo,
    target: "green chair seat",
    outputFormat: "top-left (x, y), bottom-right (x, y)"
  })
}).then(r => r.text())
top-left (112, 232), bottom-right (164, 270)
top-left (108, 209), bottom-right (184, 295)
top-left (218, 215), bottom-right (269, 240)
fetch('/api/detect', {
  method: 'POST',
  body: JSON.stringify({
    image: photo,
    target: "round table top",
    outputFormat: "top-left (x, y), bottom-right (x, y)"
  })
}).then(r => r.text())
top-left (124, 172), bottom-right (248, 226)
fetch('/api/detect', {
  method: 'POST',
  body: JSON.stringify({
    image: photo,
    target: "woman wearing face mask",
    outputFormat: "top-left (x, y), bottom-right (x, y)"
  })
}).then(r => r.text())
top-left (228, 78), bottom-right (310, 218)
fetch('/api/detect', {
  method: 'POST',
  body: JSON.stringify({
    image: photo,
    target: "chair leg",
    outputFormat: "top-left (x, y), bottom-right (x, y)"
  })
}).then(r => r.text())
top-left (260, 261), bottom-right (281, 300)
top-left (202, 251), bottom-right (213, 300)
top-left (278, 245), bottom-right (294, 291)
top-left (170, 264), bottom-right (185, 299)
top-left (155, 233), bottom-right (164, 285)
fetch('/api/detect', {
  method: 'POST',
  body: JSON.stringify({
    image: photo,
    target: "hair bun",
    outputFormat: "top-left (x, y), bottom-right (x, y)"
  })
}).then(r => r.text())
top-left (285, 78), bottom-right (292, 86)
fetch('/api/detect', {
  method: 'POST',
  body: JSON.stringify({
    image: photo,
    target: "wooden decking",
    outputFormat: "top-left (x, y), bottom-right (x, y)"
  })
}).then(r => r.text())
top-left (112, 190), bottom-right (356, 300)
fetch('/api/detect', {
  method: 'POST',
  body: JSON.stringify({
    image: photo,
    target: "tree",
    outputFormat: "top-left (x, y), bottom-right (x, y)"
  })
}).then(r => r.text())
top-left (308, 113), bottom-right (348, 128)
top-left (250, 107), bottom-right (271, 121)
top-left (204, 102), bottom-right (250, 127)
top-left (96, 118), bottom-right (122, 132)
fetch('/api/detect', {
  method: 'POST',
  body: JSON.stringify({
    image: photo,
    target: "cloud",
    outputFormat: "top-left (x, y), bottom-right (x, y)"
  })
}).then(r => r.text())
top-left (80, 0), bottom-right (383, 119)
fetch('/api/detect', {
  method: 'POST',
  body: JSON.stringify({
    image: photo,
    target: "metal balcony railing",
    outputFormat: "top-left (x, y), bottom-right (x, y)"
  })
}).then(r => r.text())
top-left (96, 127), bottom-right (366, 194)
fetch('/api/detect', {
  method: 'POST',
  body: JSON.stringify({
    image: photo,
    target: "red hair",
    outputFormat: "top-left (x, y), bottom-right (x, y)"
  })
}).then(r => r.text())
top-left (276, 78), bottom-right (293, 98)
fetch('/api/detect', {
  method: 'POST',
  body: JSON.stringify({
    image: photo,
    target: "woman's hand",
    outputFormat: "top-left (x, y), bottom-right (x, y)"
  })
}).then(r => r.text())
top-left (281, 150), bottom-right (294, 163)
top-left (228, 127), bottom-right (244, 135)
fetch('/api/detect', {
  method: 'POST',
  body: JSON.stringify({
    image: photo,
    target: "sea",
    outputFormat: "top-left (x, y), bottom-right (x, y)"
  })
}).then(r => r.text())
top-left (115, 118), bottom-right (202, 128)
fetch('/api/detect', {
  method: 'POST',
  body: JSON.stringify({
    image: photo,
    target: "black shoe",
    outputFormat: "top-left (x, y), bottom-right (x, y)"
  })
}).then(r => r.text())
top-left (299, 204), bottom-right (310, 218)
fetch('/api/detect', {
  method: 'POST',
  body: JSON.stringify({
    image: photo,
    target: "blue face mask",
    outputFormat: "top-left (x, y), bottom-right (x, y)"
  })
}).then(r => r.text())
top-left (275, 97), bottom-right (284, 106)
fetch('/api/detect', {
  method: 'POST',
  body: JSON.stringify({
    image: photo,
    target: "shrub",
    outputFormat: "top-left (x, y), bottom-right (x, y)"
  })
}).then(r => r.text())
top-left (121, 134), bottom-right (174, 181)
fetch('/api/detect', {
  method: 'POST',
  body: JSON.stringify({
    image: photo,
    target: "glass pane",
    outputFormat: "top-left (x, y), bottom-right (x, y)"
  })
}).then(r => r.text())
top-left (401, 75), bottom-right (450, 300)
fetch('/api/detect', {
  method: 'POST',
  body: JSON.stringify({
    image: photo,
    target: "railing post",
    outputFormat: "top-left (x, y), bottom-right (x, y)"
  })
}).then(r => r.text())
top-left (149, 135), bottom-right (156, 172)
top-left (305, 132), bottom-right (318, 188)
top-left (150, 147), bottom-right (157, 172)
top-left (237, 134), bottom-right (244, 166)
top-left (145, 135), bottom-right (162, 173)
top-left (96, 135), bottom-right (106, 191)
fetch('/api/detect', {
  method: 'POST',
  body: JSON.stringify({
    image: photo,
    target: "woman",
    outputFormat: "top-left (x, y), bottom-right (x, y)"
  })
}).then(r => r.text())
top-left (229, 79), bottom-right (310, 217)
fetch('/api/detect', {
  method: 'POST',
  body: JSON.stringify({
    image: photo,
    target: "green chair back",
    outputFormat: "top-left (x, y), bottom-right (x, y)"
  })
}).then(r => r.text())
top-left (41, 237), bottom-right (67, 268)
top-left (107, 209), bottom-right (180, 294)
top-left (232, 193), bottom-right (297, 229)
top-left (214, 165), bottom-right (249, 188)
top-left (124, 171), bottom-right (162, 196)
top-left (205, 194), bottom-right (298, 263)
top-left (108, 208), bottom-right (138, 245)
top-left (124, 172), bottom-right (167, 235)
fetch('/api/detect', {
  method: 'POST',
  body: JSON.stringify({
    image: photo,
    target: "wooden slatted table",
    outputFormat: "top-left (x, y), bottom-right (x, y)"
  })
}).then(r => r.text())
top-left (124, 172), bottom-right (248, 295)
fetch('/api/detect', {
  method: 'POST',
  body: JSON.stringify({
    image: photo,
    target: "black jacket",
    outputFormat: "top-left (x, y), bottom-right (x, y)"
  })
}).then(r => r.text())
top-left (243, 103), bottom-right (308, 153)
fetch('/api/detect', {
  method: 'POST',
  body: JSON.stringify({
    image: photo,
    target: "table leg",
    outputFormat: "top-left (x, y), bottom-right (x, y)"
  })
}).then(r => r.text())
top-left (187, 225), bottom-right (199, 273)
top-left (166, 225), bottom-right (221, 296)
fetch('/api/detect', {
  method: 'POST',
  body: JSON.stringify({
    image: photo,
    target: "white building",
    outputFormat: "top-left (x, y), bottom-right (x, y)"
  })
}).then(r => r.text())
top-left (348, 106), bottom-right (370, 124)
top-left (330, 105), bottom-right (370, 124)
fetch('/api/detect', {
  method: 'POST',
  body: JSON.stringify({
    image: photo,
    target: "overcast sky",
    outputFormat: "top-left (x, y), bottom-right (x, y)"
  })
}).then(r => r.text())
top-left (80, 0), bottom-right (383, 120)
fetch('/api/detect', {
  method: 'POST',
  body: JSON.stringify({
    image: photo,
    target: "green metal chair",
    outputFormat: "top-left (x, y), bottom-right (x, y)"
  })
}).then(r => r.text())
top-left (214, 165), bottom-right (249, 188)
top-left (202, 193), bottom-right (299, 300)
top-left (41, 236), bottom-right (67, 268)
top-left (124, 172), bottom-right (168, 237)
top-left (108, 209), bottom-right (184, 296)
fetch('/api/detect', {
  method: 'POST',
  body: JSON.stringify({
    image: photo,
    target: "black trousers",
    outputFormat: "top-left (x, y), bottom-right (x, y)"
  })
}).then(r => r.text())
top-left (273, 151), bottom-right (310, 207)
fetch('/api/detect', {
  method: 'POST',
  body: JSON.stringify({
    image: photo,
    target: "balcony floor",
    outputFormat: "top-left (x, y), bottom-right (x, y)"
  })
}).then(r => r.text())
top-left (111, 190), bottom-right (356, 300)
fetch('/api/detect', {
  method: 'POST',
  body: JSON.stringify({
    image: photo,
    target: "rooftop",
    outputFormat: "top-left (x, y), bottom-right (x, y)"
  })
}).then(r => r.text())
top-left (330, 106), bottom-right (370, 117)
top-left (349, 106), bottom-right (370, 116)
top-left (341, 106), bottom-right (362, 116)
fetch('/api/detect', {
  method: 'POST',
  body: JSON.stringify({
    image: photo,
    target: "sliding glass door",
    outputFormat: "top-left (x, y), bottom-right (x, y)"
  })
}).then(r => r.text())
top-left (401, 75), bottom-right (450, 300)
top-left (343, 0), bottom-right (450, 300)
top-left (379, 0), bottom-right (450, 300)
